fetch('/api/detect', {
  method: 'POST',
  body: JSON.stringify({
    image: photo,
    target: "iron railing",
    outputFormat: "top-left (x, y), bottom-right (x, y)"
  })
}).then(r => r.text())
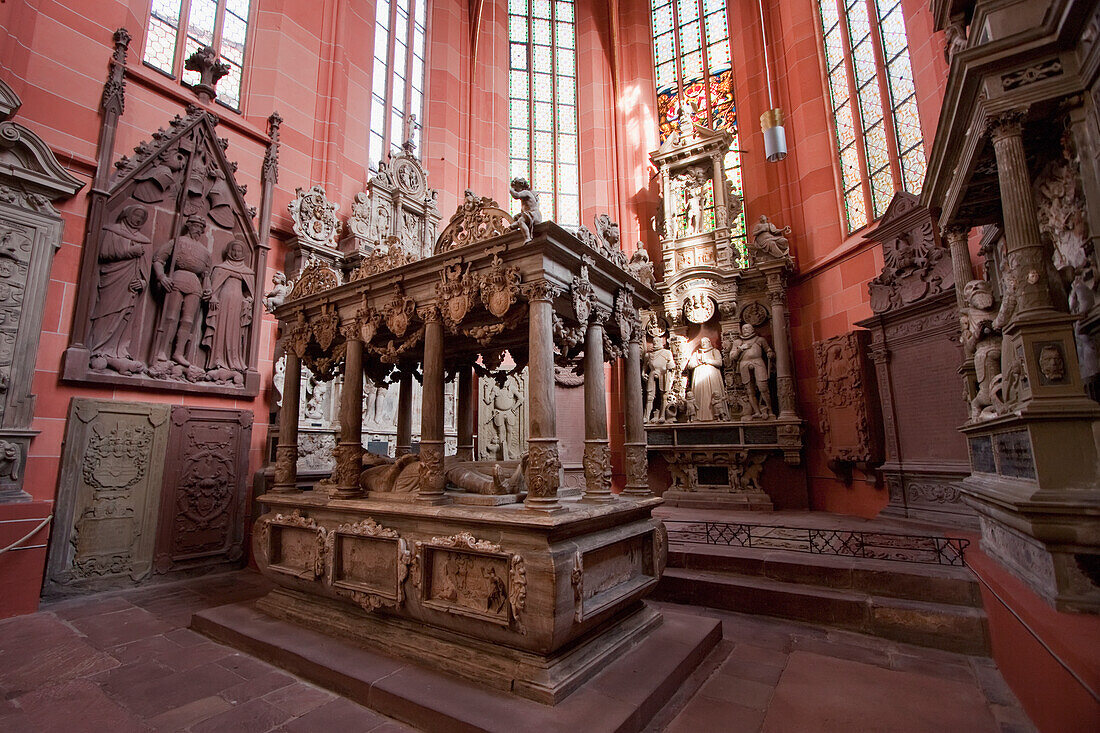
top-left (664, 520), bottom-right (969, 566)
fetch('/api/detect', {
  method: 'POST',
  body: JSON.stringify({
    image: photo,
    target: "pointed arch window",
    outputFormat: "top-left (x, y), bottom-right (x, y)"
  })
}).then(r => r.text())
top-left (369, 0), bottom-right (429, 167)
top-left (142, 0), bottom-right (252, 110)
top-left (650, 0), bottom-right (745, 245)
top-left (508, 0), bottom-right (580, 228)
top-left (817, 0), bottom-right (926, 233)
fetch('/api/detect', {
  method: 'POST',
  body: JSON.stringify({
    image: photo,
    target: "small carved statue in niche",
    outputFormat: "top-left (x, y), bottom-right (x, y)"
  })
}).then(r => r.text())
top-left (680, 168), bottom-right (708, 237)
top-left (151, 215), bottom-right (213, 369)
top-left (959, 279), bottom-right (1002, 420)
top-left (262, 271), bottom-right (292, 313)
top-left (677, 96), bottom-right (696, 138)
top-left (750, 215), bottom-right (791, 261)
top-left (628, 246), bottom-right (656, 288)
top-left (88, 204), bottom-right (151, 374)
top-left (482, 375), bottom-right (522, 460)
top-left (509, 178), bottom-right (541, 242)
top-left (710, 391), bottom-right (731, 421)
top-left (644, 335), bottom-right (676, 422)
top-left (729, 324), bottom-right (775, 419)
top-left (204, 239), bottom-right (254, 382)
top-left (0, 440), bottom-right (20, 483)
top-left (686, 337), bottom-right (724, 421)
top-left (1039, 344), bottom-right (1066, 382)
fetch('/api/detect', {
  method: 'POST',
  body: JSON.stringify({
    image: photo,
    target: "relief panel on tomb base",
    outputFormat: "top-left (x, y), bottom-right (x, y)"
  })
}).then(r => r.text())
top-left (62, 105), bottom-right (267, 397)
top-left (154, 406), bottom-right (253, 573)
top-left (45, 399), bottom-right (170, 593)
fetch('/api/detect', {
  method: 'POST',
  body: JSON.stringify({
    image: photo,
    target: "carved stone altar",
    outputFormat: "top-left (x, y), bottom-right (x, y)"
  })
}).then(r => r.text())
top-left (253, 191), bottom-right (665, 701)
top-left (62, 32), bottom-right (275, 397)
top-left (854, 193), bottom-right (974, 526)
top-left (646, 109), bottom-right (804, 510)
top-left (0, 78), bottom-right (84, 502)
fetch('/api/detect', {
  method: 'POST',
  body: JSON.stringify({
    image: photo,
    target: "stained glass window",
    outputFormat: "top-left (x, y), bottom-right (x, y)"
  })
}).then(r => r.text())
top-left (508, 0), bottom-right (580, 228)
top-left (369, 0), bottom-right (428, 168)
top-left (141, 0), bottom-right (252, 110)
top-left (816, 0), bottom-right (926, 232)
top-left (649, 0), bottom-right (745, 253)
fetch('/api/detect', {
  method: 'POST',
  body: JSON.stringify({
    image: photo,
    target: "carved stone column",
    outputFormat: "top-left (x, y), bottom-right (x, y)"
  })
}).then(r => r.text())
top-left (766, 271), bottom-right (797, 418)
top-left (943, 225), bottom-right (975, 310)
top-left (622, 321), bottom-right (650, 497)
top-left (582, 308), bottom-right (612, 502)
top-left (523, 281), bottom-right (562, 512)
top-left (987, 110), bottom-right (1055, 316)
top-left (456, 365), bottom-right (475, 461)
top-left (273, 343), bottom-right (302, 493)
top-left (333, 323), bottom-right (364, 498)
top-left (417, 306), bottom-right (448, 504)
top-left (395, 370), bottom-right (413, 457)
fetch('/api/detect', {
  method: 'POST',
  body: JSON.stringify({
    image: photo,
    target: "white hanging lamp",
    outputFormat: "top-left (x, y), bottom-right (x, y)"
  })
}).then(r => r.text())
top-left (758, 0), bottom-right (787, 162)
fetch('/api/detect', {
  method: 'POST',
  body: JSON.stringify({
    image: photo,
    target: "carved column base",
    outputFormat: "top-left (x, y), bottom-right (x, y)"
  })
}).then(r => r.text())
top-left (416, 441), bottom-right (451, 505)
top-left (272, 444), bottom-right (300, 493)
top-left (455, 444), bottom-right (474, 462)
top-left (524, 438), bottom-right (564, 513)
top-left (621, 442), bottom-right (651, 497)
top-left (776, 375), bottom-right (798, 419)
top-left (331, 441), bottom-right (364, 499)
top-left (580, 440), bottom-right (614, 503)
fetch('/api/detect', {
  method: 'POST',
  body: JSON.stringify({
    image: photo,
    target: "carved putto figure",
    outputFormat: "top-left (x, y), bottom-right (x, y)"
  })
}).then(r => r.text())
top-left (203, 239), bottom-right (254, 382)
top-left (644, 335), bottom-right (676, 422)
top-left (262, 271), bottom-right (292, 313)
top-left (686, 337), bottom-right (724, 421)
top-left (88, 204), bottom-right (151, 374)
top-left (729, 324), bottom-right (775, 419)
top-left (959, 279), bottom-right (1002, 420)
top-left (509, 177), bottom-right (542, 242)
top-left (628, 246), bottom-right (656, 288)
top-left (750, 215), bottom-right (791, 262)
top-left (151, 216), bottom-right (213, 370)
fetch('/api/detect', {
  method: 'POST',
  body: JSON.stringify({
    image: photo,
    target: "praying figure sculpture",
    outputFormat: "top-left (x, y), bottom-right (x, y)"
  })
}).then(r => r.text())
top-left (509, 177), bottom-right (542, 242)
top-left (203, 239), bottom-right (254, 381)
top-left (686, 337), bottom-right (725, 421)
top-left (729, 324), bottom-right (775, 419)
top-left (644, 335), bottom-right (676, 422)
top-left (750, 215), bottom-right (792, 262)
top-left (88, 204), bottom-right (151, 374)
top-left (151, 216), bottom-right (213, 369)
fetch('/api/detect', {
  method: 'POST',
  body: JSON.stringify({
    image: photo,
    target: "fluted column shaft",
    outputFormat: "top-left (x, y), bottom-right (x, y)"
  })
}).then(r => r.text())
top-left (582, 313), bottom-right (612, 503)
top-left (943, 225), bottom-right (975, 310)
top-left (766, 273), bottom-right (797, 418)
top-left (622, 327), bottom-right (650, 496)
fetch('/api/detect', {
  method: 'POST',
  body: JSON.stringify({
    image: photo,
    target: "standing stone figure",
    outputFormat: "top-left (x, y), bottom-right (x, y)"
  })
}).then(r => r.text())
top-left (483, 375), bottom-right (522, 460)
top-left (681, 169), bottom-right (707, 237)
top-left (509, 177), bottom-right (542, 242)
top-left (750, 215), bottom-right (791, 261)
top-left (686, 337), bottom-right (724, 421)
top-left (730, 324), bottom-right (775, 419)
top-left (628, 247), bottom-right (656, 288)
top-left (959, 279), bottom-right (1003, 420)
top-left (89, 204), bottom-right (152, 374)
top-left (203, 238), bottom-right (254, 379)
top-left (644, 336), bottom-right (676, 422)
top-left (152, 216), bottom-right (213, 368)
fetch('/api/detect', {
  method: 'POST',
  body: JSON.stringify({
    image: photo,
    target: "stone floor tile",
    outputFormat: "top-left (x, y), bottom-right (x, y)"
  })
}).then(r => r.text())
top-left (717, 657), bottom-right (786, 686)
top-left (280, 697), bottom-right (391, 733)
top-left (103, 662), bottom-right (245, 718)
top-left (221, 669), bottom-right (297, 705)
top-left (14, 678), bottom-right (151, 733)
top-left (68, 606), bottom-right (174, 649)
top-left (189, 698), bottom-right (292, 733)
top-left (43, 594), bottom-right (134, 621)
top-left (109, 633), bottom-right (188, 667)
top-left (788, 634), bottom-right (893, 668)
top-left (217, 651), bottom-right (283, 679)
top-left (262, 681), bottom-right (336, 717)
top-left (698, 674), bottom-right (775, 710)
top-left (726, 643), bottom-right (790, 668)
top-left (888, 650), bottom-right (976, 682)
top-left (665, 697), bottom-right (765, 733)
top-left (989, 703), bottom-right (1039, 733)
top-left (0, 614), bottom-right (121, 695)
top-left (95, 659), bottom-right (176, 697)
top-left (144, 695), bottom-right (233, 732)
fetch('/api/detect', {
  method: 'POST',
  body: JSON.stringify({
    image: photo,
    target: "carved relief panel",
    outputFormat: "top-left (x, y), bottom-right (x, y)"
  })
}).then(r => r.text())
top-left (865, 193), bottom-right (954, 315)
top-left (814, 330), bottom-right (884, 473)
top-left (154, 406), bottom-right (253, 573)
top-left (477, 369), bottom-right (529, 460)
top-left (45, 399), bottom-right (170, 593)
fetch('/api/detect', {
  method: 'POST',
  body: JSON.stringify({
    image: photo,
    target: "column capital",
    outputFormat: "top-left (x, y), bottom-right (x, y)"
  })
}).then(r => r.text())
top-left (523, 279), bottom-right (561, 303)
top-left (986, 108), bottom-right (1028, 143)
top-left (942, 224), bottom-right (970, 244)
top-left (417, 304), bottom-right (441, 323)
top-left (766, 274), bottom-right (787, 304)
top-left (590, 304), bottom-right (611, 326)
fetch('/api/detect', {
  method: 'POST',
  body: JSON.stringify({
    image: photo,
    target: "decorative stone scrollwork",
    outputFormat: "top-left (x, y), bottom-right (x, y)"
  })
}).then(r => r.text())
top-left (436, 262), bottom-right (480, 333)
top-left (356, 303), bottom-right (382, 344)
top-left (288, 184), bottom-right (342, 250)
top-left (525, 441), bottom-right (562, 498)
top-left (435, 189), bottom-right (513, 253)
top-left (286, 257), bottom-right (341, 301)
top-left (263, 511), bottom-right (327, 579)
top-left (571, 551), bottom-right (584, 622)
top-left (552, 314), bottom-right (585, 355)
top-left (571, 264), bottom-right (595, 323)
top-left (614, 288), bottom-right (642, 343)
top-left (480, 254), bottom-right (523, 317)
top-left (624, 443), bottom-right (648, 487)
top-left (350, 246), bottom-right (414, 280)
top-left (284, 313), bottom-right (312, 357)
top-left (325, 518), bottom-right (412, 611)
top-left (382, 284), bottom-right (417, 337)
top-left (417, 442), bottom-right (445, 493)
top-left (583, 441), bottom-right (612, 495)
top-left (312, 307), bottom-right (340, 350)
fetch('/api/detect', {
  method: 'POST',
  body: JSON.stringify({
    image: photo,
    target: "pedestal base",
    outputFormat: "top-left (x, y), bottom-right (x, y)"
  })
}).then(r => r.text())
top-left (193, 599), bottom-right (718, 728)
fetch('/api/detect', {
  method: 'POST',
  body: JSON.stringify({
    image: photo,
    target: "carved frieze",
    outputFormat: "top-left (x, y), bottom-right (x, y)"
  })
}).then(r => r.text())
top-left (45, 399), bottom-right (170, 591)
top-left (814, 330), bottom-right (884, 471)
top-left (155, 406), bottom-right (252, 573)
top-left (258, 510), bottom-right (327, 580)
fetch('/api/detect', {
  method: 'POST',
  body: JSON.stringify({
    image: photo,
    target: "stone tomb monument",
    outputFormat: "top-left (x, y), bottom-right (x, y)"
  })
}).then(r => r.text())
top-left (198, 192), bottom-right (696, 706)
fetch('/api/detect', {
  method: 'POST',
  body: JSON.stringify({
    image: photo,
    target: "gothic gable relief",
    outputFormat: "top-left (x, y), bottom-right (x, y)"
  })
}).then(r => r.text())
top-left (813, 330), bottom-right (884, 483)
top-left (63, 104), bottom-right (267, 397)
top-left (45, 399), bottom-right (170, 594)
top-left (154, 406), bottom-right (253, 573)
top-left (0, 78), bottom-right (84, 503)
top-left (865, 192), bottom-right (955, 315)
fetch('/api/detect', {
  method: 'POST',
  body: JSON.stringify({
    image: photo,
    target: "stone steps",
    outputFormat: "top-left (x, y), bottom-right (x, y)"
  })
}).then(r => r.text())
top-left (655, 543), bottom-right (991, 656)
